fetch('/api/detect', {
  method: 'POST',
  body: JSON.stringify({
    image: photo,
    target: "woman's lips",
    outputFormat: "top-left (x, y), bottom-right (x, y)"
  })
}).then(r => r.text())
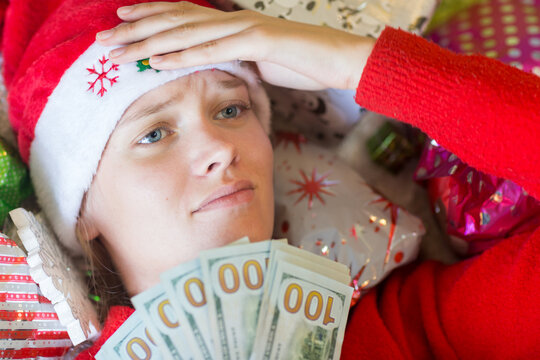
top-left (194, 180), bottom-right (255, 213)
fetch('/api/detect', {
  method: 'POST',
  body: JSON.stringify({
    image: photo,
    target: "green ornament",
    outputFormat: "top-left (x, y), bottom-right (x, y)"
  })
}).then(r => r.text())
top-left (0, 139), bottom-right (33, 225)
top-left (366, 121), bottom-right (425, 174)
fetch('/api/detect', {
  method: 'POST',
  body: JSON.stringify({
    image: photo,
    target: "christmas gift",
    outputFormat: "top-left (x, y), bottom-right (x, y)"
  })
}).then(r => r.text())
top-left (9, 208), bottom-right (100, 346)
top-left (0, 139), bottom-right (33, 226)
top-left (218, 0), bottom-right (437, 37)
top-left (0, 233), bottom-right (72, 359)
top-left (273, 132), bottom-right (425, 304)
top-left (429, 0), bottom-right (540, 75)
top-left (366, 120), bottom-right (426, 173)
top-left (415, 140), bottom-right (540, 255)
top-left (426, 0), bottom-right (483, 32)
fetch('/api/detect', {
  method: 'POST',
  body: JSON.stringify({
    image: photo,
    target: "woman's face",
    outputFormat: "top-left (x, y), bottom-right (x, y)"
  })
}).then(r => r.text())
top-left (82, 70), bottom-right (274, 295)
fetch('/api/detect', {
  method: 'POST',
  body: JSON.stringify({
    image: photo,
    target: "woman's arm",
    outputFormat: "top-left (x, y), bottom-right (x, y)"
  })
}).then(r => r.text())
top-left (341, 27), bottom-right (540, 359)
top-left (356, 27), bottom-right (540, 200)
top-left (342, 227), bottom-right (540, 359)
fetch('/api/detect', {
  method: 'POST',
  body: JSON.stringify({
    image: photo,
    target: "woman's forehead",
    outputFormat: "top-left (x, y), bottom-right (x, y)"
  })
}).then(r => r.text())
top-left (120, 70), bottom-right (249, 126)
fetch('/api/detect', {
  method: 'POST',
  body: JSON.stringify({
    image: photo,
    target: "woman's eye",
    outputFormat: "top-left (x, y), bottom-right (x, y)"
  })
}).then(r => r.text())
top-left (138, 128), bottom-right (169, 144)
top-left (217, 104), bottom-right (245, 120)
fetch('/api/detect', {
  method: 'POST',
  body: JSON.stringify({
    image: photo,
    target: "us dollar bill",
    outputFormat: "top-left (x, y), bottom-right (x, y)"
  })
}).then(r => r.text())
top-left (161, 258), bottom-right (215, 360)
top-left (200, 240), bottom-right (285, 360)
top-left (131, 284), bottom-right (195, 360)
top-left (253, 243), bottom-right (351, 352)
top-left (253, 261), bottom-right (353, 360)
top-left (97, 310), bottom-right (163, 360)
top-left (260, 242), bottom-right (350, 311)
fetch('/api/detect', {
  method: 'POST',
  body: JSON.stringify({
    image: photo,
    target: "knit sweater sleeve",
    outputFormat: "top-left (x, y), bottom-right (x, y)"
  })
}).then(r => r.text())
top-left (341, 27), bottom-right (540, 359)
top-left (342, 227), bottom-right (540, 359)
top-left (355, 27), bottom-right (540, 200)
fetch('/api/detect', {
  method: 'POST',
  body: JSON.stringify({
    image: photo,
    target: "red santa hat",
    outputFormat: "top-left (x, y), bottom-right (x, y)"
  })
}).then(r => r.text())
top-left (2, 0), bottom-right (271, 255)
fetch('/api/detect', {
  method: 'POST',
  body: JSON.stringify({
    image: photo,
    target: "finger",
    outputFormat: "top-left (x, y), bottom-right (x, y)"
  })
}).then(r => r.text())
top-left (116, 1), bottom-right (195, 21)
top-left (97, 2), bottom-right (214, 44)
top-left (108, 18), bottom-right (253, 64)
top-left (148, 37), bottom-right (326, 91)
top-left (257, 62), bottom-right (326, 90)
top-left (148, 31), bottom-right (261, 69)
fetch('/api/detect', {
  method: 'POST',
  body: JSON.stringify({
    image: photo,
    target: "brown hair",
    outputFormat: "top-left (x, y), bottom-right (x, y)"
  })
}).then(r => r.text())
top-left (76, 206), bottom-right (130, 322)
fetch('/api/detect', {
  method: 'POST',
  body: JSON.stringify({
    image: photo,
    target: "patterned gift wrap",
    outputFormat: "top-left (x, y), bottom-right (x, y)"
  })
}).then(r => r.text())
top-left (227, 0), bottom-right (438, 37)
top-left (9, 208), bottom-right (100, 348)
top-left (415, 140), bottom-right (540, 255)
top-left (430, 0), bottom-right (540, 75)
top-left (0, 235), bottom-right (71, 359)
top-left (273, 133), bottom-right (425, 304)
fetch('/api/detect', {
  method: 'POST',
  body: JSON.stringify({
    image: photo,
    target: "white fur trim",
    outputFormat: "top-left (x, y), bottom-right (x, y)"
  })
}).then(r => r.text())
top-left (30, 42), bottom-right (270, 255)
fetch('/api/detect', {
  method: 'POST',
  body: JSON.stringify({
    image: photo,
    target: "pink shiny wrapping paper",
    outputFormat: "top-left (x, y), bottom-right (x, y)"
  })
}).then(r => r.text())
top-left (415, 140), bottom-right (540, 255)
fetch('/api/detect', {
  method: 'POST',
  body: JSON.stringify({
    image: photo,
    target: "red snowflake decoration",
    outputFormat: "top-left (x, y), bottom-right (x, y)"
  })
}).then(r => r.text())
top-left (288, 169), bottom-right (338, 209)
top-left (275, 131), bottom-right (307, 153)
top-left (87, 56), bottom-right (119, 97)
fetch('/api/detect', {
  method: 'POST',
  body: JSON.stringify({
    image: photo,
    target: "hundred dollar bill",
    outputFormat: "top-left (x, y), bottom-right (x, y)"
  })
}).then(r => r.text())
top-left (272, 244), bottom-right (350, 284)
top-left (253, 243), bottom-right (351, 352)
top-left (261, 242), bottom-right (350, 309)
top-left (253, 261), bottom-right (353, 360)
top-left (161, 258), bottom-right (214, 360)
top-left (131, 284), bottom-right (195, 360)
top-left (97, 310), bottom-right (163, 360)
top-left (200, 240), bottom-right (285, 360)
top-left (261, 243), bottom-right (351, 310)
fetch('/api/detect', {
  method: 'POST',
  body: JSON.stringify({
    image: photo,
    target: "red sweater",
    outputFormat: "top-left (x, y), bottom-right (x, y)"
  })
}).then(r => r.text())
top-left (77, 27), bottom-right (540, 359)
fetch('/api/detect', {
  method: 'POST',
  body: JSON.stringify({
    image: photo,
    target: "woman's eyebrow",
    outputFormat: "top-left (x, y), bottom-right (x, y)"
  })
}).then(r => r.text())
top-left (217, 78), bottom-right (247, 89)
top-left (119, 98), bottom-right (176, 127)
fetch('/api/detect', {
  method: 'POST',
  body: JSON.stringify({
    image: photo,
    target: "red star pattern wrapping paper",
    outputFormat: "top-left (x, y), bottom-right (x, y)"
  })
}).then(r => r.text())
top-left (273, 132), bottom-right (425, 304)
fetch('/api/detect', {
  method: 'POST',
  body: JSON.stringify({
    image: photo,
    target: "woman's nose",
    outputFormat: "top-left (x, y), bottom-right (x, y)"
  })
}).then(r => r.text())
top-left (190, 128), bottom-right (239, 177)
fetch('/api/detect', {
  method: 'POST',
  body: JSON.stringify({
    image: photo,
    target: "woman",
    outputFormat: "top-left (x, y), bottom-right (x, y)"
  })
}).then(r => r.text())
top-left (3, 0), bottom-right (539, 359)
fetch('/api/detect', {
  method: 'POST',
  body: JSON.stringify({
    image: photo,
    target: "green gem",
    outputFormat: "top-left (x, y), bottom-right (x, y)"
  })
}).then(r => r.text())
top-left (137, 59), bottom-right (160, 72)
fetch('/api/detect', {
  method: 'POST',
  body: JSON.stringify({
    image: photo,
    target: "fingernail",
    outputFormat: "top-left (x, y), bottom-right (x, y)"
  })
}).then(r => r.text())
top-left (118, 6), bottom-right (133, 16)
top-left (150, 56), bottom-right (163, 64)
top-left (110, 47), bottom-right (126, 58)
top-left (96, 29), bottom-right (114, 40)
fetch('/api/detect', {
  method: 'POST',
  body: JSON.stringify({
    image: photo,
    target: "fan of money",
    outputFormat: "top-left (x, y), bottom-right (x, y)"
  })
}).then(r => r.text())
top-left (97, 238), bottom-right (353, 360)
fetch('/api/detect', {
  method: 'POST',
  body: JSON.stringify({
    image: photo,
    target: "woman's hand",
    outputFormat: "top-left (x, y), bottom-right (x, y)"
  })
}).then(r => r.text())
top-left (96, 1), bottom-right (376, 90)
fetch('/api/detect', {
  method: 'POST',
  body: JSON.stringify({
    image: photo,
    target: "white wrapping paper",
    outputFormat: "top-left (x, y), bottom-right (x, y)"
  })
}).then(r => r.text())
top-left (273, 133), bottom-right (425, 302)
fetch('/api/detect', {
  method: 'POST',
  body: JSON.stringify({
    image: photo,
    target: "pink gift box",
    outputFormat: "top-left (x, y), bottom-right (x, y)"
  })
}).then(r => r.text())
top-left (430, 0), bottom-right (540, 75)
top-left (415, 140), bottom-right (540, 255)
